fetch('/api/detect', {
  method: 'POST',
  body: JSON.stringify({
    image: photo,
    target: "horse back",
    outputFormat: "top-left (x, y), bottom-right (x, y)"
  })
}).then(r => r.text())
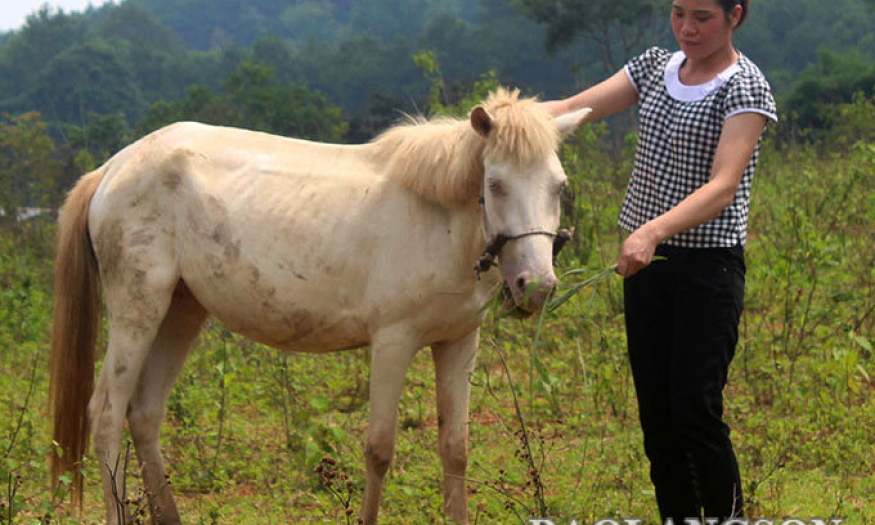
top-left (87, 122), bottom-right (494, 353)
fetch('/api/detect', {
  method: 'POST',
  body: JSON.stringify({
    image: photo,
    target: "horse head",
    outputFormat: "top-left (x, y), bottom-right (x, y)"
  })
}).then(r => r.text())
top-left (470, 90), bottom-right (592, 315)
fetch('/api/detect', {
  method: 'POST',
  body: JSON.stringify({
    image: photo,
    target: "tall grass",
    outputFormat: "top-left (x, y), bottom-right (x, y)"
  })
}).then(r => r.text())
top-left (0, 134), bottom-right (872, 523)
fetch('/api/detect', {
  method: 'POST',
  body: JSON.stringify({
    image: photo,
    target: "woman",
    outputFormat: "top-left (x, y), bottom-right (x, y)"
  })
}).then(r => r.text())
top-left (543, 0), bottom-right (777, 521)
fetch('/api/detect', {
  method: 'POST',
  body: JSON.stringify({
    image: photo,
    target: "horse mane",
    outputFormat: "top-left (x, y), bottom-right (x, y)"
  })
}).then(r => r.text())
top-left (370, 88), bottom-right (559, 207)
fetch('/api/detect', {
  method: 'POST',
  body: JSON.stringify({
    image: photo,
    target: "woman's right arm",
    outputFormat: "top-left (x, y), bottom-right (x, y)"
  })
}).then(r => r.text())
top-left (541, 69), bottom-right (639, 119)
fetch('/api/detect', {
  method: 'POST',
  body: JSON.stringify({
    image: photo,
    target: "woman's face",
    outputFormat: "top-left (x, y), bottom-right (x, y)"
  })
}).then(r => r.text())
top-left (671, 0), bottom-right (740, 61)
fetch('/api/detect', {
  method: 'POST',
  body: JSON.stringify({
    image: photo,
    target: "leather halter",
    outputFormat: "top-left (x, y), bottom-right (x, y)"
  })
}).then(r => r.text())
top-left (474, 196), bottom-right (573, 280)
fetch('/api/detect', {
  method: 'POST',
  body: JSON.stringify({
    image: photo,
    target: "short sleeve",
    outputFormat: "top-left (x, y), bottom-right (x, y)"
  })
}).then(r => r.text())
top-left (624, 47), bottom-right (670, 98)
top-left (723, 72), bottom-right (778, 123)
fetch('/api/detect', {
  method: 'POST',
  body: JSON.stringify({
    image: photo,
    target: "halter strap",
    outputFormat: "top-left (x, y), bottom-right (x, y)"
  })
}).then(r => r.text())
top-left (474, 228), bottom-right (574, 279)
top-left (474, 192), bottom-right (574, 279)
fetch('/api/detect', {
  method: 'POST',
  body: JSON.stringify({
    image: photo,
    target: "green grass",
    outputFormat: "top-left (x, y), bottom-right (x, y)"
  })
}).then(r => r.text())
top-left (0, 139), bottom-right (873, 524)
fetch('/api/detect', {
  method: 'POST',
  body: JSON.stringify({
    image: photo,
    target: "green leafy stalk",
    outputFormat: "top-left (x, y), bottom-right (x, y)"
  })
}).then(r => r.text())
top-left (548, 256), bottom-right (667, 314)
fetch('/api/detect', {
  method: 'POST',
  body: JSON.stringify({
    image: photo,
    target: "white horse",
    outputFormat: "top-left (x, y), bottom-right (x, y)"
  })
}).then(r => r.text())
top-left (49, 88), bottom-right (591, 525)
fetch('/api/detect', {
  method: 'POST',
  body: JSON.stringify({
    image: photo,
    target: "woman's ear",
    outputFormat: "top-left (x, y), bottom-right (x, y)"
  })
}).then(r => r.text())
top-left (730, 3), bottom-right (743, 28)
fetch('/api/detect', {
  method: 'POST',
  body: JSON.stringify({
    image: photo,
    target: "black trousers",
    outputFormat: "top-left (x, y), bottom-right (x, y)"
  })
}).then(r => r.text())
top-left (624, 244), bottom-right (746, 522)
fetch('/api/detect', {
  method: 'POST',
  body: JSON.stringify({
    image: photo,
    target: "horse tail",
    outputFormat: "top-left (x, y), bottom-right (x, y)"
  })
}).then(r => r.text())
top-left (49, 168), bottom-right (105, 505)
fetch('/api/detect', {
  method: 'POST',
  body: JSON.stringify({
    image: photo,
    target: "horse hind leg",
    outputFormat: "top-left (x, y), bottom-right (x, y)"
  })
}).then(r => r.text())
top-left (128, 281), bottom-right (207, 525)
top-left (89, 269), bottom-right (178, 525)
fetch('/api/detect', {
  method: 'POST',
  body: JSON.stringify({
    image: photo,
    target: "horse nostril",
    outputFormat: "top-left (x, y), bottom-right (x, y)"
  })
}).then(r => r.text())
top-left (515, 276), bottom-right (528, 292)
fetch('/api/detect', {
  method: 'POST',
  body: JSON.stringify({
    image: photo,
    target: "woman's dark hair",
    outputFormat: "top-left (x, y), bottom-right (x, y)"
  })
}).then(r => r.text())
top-left (716, 0), bottom-right (750, 29)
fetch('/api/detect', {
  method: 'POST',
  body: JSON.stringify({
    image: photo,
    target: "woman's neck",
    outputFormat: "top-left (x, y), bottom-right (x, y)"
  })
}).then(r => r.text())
top-left (680, 44), bottom-right (739, 85)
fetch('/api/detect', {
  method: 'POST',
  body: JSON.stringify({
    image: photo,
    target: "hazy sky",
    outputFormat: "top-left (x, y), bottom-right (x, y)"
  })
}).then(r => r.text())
top-left (2, 0), bottom-right (115, 32)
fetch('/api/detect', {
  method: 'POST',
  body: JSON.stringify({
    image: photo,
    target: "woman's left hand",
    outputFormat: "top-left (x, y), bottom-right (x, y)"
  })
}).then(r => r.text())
top-left (617, 226), bottom-right (660, 278)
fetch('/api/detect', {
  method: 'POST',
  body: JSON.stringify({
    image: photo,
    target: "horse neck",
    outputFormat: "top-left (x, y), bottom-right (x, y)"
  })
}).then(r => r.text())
top-left (445, 198), bottom-right (491, 279)
top-left (370, 120), bottom-right (485, 208)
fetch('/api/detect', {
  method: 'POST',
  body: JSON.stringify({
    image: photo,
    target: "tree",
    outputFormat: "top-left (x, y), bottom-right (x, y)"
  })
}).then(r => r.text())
top-left (29, 40), bottom-right (142, 126)
top-left (348, 0), bottom-right (432, 41)
top-left (417, 13), bottom-right (486, 84)
top-left (346, 92), bottom-right (410, 143)
top-left (136, 63), bottom-right (349, 143)
top-left (135, 85), bottom-right (239, 136)
top-left (97, 1), bottom-right (183, 54)
top-left (781, 50), bottom-right (875, 136)
top-left (515, 0), bottom-right (665, 74)
top-left (280, 2), bottom-right (343, 45)
top-left (736, 0), bottom-right (875, 81)
top-left (225, 62), bottom-right (349, 141)
top-left (290, 33), bottom-right (424, 116)
top-left (250, 36), bottom-right (295, 82)
top-left (0, 7), bottom-right (89, 106)
top-left (64, 113), bottom-right (132, 165)
top-left (0, 113), bottom-right (61, 221)
top-left (135, 0), bottom-right (288, 50)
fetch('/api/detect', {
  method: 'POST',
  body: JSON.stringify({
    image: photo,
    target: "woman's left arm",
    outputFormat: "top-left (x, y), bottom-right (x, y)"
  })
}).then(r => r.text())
top-left (616, 112), bottom-right (768, 277)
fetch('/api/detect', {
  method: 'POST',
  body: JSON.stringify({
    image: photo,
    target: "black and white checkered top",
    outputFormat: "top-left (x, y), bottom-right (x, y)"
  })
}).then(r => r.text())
top-left (619, 47), bottom-right (778, 247)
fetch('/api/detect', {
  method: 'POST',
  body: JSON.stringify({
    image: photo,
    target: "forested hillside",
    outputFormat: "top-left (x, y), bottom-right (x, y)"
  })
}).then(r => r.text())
top-left (1, 0), bottom-right (874, 214)
top-left (1, 0), bottom-right (874, 138)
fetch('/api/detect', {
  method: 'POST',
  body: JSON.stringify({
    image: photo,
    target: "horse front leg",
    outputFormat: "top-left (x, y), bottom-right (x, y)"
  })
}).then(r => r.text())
top-left (360, 328), bottom-right (419, 525)
top-left (431, 328), bottom-right (479, 525)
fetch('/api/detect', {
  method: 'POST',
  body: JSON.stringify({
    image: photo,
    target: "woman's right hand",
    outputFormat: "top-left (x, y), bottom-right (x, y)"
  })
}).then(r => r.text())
top-left (617, 224), bottom-right (661, 278)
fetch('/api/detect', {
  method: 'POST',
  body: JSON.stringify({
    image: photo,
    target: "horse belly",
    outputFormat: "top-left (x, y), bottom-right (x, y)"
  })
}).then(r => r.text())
top-left (238, 308), bottom-right (371, 354)
top-left (180, 234), bottom-right (372, 353)
top-left (187, 269), bottom-right (371, 352)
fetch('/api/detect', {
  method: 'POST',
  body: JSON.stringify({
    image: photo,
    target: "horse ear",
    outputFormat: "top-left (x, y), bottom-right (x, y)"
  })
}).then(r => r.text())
top-left (470, 106), bottom-right (494, 138)
top-left (554, 107), bottom-right (593, 140)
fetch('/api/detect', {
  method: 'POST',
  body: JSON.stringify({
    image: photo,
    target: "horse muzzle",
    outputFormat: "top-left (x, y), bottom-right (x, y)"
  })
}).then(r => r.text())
top-left (504, 270), bottom-right (558, 315)
top-left (476, 227), bottom-right (573, 315)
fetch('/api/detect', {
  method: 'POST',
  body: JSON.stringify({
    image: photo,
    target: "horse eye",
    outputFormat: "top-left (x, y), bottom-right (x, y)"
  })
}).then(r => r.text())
top-left (557, 181), bottom-right (568, 195)
top-left (488, 179), bottom-right (504, 195)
